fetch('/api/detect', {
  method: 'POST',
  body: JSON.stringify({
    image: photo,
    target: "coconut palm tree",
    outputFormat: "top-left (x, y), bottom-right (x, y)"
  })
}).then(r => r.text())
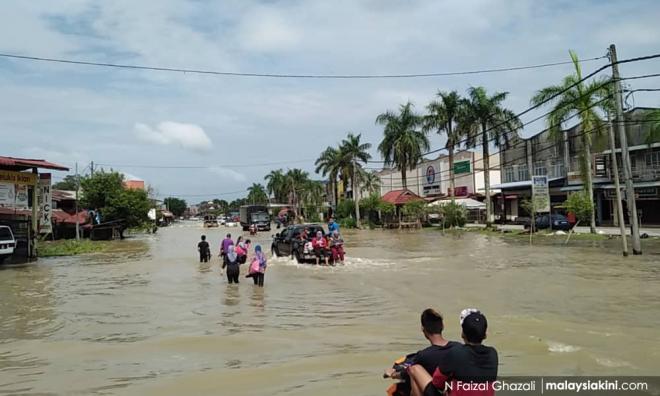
top-left (339, 133), bottom-right (372, 228)
top-left (530, 51), bottom-right (608, 233)
top-left (376, 102), bottom-right (429, 190)
top-left (358, 169), bottom-right (381, 195)
top-left (284, 168), bottom-right (310, 219)
top-left (247, 183), bottom-right (268, 205)
top-left (265, 169), bottom-right (286, 203)
top-left (315, 146), bottom-right (343, 207)
top-left (423, 90), bottom-right (464, 202)
top-left (459, 87), bottom-right (522, 227)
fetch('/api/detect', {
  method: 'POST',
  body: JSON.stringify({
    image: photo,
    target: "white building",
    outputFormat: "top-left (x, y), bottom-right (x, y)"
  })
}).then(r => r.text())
top-left (376, 151), bottom-right (501, 199)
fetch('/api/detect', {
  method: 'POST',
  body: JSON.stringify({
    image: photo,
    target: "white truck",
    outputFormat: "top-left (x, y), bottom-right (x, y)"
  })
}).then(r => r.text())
top-left (0, 225), bottom-right (16, 264)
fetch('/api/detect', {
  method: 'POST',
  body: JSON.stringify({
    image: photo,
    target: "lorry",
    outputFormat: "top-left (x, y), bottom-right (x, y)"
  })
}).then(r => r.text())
top-left (239, 205), bottom-right (270, 231)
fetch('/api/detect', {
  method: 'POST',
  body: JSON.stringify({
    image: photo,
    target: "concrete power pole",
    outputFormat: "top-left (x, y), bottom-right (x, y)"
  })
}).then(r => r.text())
top-left (609, 44), bottom-right (642, 254)
top-left (353, 160), bottom-right (361, 228)
top-left (606, 112), bottom-right (628, 256)
top-left (75, 162), bottom-right (80, 241)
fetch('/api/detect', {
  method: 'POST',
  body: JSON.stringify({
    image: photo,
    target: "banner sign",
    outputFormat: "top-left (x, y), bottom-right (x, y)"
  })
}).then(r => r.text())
top-left (38, 174), bottom-right (53, 234)
top-left (0, 183), bottom-right (15, 206)
top-left (0, 170), bottom-right (37, 186)
top-left (453, 160), bottom-right (471, 175)
top-left (532, 175), bottom-right (550, 213)
top-left (14, 185), bottom-right (29, 208)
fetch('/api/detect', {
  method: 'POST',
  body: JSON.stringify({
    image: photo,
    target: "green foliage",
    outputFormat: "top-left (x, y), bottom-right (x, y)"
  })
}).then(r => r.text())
top-left (80, 171), bottom-right (150, 228)
top-left (52, 175), bottom-right (78, 190)
top-left (402, 200), bottom-right (427, 219)
top-left (335, 199), bottom-right (355, 219)
top-left (39, 239), bottom-right (108, 257)
top-left (164, 197), bottom-right (187, 217)
top-left (339, 217), bottom-right (357, 228)
top-left (246, 183), bottom-right (269, 205)
top-left (378, 201), bottom-right (396, 215)
top-left (441, 202), bottom-right (467, 227)
top-left (229, 198), bottom-right (247, 210)
top-left (359, 193), bottom-right (382, 213)
top-left (564, 191), bottom-right (594, 224)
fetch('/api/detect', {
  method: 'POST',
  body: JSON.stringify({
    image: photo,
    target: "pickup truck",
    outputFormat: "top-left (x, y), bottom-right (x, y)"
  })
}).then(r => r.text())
top-left (271, 224), bottom-right (327, 263)
top-left (0, 225), bottom-right (16, 264)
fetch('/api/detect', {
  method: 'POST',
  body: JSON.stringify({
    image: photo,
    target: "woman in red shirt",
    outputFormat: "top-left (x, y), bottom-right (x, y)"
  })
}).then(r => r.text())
top-left (312, 231), bottom-right (330, 266)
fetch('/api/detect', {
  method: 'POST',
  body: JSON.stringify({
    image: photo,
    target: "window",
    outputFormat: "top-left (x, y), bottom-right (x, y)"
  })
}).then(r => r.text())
top-left (646, 152), bottom-right (660, 168)
top-left (504, 167), bottom-right (515, 182)
top-left (533, 161), bottom-right (547, 176)
top-left (517, 164), bottom-right (529, 181)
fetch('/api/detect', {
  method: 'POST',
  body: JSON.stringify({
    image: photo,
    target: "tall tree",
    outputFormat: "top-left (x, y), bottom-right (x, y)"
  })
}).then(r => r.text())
top-left (339, 133), bottom-right (372, 228)
top-left (52, 175), bottom-right (79, 191)
top-left (358, 169), bottom-right (381, 196)
top-left (163, 197), bottom-right (187, 217)
top-left (246, 183), bottom-right (269, 205)
top-left (531, 51), bottom-right (607, 233)
top-left (459, 87), bottom-right (522, 227)
top-left (315, 146), bottom-right (343, 207)
top-left (376, 102), bottom-right (429, 190)
top-left (423, 90), bottom-right (464, 201)
top-left (284, 168), bottom-right (310, 219)
top-left (265, 169), bottom-right (287, 203)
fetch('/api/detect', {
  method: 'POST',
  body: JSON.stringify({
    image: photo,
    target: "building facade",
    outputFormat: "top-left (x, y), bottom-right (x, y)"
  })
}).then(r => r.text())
top-left (496, 107), bottom-right (660, 225)
top-left (376, 150), bottom-right (501, 200)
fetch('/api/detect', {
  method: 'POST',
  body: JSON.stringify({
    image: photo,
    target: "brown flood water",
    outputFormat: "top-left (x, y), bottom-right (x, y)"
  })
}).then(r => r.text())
top-left (1, 223), bottom-right (660, 395)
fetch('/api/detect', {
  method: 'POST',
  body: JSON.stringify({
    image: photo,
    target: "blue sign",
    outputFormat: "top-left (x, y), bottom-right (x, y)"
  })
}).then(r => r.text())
top-left (426, 166), bottom-right (435, 184)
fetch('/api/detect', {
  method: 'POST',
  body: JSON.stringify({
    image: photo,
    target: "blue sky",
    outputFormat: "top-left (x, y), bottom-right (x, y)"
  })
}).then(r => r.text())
top-left (1, 0), bottom-right (659, 202)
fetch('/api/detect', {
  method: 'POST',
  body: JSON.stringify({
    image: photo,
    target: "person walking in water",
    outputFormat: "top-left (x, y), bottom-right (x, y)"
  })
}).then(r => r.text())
top-left (198, 235), bottom-right (211, 262)
top-left (235, 236), bottom-right (248, 264)
top-left (220, 233), bottom-right (233, 264)
top-left (222, 245), bottom-right (240, 284)
top-left (247, 245), bottom-right (267, 287)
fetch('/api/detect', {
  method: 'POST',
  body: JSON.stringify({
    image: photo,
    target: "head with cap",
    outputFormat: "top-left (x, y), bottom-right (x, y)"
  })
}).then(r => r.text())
top-left (460, 308), bottom-right (488, 344)
top-left (420, 308), bottom-right (444, 338)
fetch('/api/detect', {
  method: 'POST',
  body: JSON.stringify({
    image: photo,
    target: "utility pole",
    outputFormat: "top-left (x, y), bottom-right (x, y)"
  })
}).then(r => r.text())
top-left (606, 112), bottom-right (628, 256)
top-left (90, 161), bottom-right (94, 176)
top-left (353, 160), bottom-right (361, 228)
top-left (75, 162), bottom-right (80, 241)
top-left (609, 44), bottom-right (642, 254)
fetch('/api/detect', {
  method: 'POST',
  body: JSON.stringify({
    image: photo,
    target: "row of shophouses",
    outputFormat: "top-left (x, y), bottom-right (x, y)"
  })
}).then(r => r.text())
top-left (371, 107), bottom-right (660, 226)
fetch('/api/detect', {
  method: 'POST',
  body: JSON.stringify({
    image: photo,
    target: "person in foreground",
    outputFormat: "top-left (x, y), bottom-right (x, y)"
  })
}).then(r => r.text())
top-left (385, 309), bottom-right (459, 395)
top-left (222, 245), bottom-right (241, 284)
top-left (246, 244), bottom-right (267, 287)
top-left (407, 309), bottom-right (498, 396)
top-left (197, 235), bottom-right (210, 262)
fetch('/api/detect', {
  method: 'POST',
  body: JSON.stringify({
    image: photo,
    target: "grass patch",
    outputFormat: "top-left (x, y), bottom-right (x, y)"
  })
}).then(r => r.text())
top-left (39, 239), bottom-right (111, 257)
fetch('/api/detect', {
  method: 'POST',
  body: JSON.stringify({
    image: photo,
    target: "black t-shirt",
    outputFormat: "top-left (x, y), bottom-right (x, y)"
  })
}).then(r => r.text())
top-left (198, 241), bottom-right (210, 253)
top-left (413, 341), bottom-right (460, 381)
top-left (431, 344), bottom-right (498, 390)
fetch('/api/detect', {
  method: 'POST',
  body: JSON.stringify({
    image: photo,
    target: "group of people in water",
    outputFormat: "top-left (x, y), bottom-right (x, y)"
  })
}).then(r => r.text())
top-left (385, 308), bottom-right (497, 396)
top-left (299, 218), bottom-right (345, 265)
top-left (197, 233), bottom-right (267, 287)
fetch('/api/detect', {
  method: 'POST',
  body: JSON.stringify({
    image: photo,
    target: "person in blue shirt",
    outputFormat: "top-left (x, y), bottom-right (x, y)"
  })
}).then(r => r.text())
top-left (327, 217), bottom-right (340, 235)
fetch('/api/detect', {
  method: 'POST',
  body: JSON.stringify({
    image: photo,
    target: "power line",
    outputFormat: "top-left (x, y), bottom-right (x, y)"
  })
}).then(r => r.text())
top-left (0, 52), bottom-right (607, 79)
top-left (95, 158), bottom-right (316, 169)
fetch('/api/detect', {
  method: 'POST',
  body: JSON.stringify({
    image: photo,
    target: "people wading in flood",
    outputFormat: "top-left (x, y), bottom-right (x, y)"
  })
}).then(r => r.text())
top-left (312, 230), bottom-right (330, 266)
top-left (220, 233), bottom-right (234, 264)
top-left (222, 245), bottom-right (241, 284)
top-left (246, 244), bottom-right (267, 287)
top-left (330, 230), bottom-right (345, 265)
top-left (198, 235), bottom-right (211, 262)
top-left (235, 236), bottom-right (248, 264)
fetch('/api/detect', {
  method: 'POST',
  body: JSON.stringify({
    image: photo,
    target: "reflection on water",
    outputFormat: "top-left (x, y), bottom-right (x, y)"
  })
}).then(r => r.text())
top-left (1, 224), bottom-right (660, 395)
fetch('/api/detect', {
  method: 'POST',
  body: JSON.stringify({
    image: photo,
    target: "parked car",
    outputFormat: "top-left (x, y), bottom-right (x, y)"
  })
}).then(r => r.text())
top-left (271, 224), bottom-right (326, 263)
top-left (0, 225), bottom-right (16, 263)
top-left (525, 214), bottom-right (572, 231)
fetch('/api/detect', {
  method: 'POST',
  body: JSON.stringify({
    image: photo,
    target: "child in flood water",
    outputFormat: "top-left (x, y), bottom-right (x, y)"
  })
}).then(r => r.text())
top-left (198, 235), bottom-right (211, 262)
top-left (222, 245), bottom-right (240, 284)
top-left (246, 245), bottom-right (267, 287)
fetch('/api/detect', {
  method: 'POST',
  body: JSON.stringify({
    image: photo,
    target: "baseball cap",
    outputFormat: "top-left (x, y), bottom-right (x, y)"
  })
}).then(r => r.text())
top-left (460, 308), bottom-right (488, 343)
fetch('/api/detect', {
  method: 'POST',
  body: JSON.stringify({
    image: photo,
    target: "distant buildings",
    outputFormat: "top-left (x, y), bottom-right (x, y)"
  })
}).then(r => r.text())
top-left (124, 179), bottom-right (145, 190)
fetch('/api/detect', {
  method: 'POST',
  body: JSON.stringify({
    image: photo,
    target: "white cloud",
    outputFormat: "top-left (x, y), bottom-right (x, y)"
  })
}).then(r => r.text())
top-left (236, 6), bottom-right (301, 53)
top-left (135, 121), bottom-right (213, 153)
top-left (208, 167), bottom-right (246, 183)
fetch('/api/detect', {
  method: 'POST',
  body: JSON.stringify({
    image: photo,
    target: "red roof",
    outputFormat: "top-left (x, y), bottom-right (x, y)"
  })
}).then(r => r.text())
top-left (0, 156), bottom-right (69, 171)
top-left (124, 180), bottom-right (145, 190)
top-left (381, 189), bottom-right (423, 205)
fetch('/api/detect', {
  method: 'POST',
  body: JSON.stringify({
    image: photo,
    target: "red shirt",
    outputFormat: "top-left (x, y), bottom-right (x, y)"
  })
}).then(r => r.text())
top-left (312, 237), bottom-right (327, 249)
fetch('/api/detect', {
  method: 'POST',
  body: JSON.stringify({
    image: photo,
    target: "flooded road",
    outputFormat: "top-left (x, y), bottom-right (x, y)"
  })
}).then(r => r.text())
top-left (1, 223), bottom-right (660, 395)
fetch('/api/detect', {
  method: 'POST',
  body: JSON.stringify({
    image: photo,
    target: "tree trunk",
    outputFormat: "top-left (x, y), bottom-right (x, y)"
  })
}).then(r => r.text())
top-left (353, 162), bottom-right (361, 228)
top-left (583, 139), bottom-right (597, 233)
top-left (482, 125), bottom-right (492, 227)
top-left (401, 166), bottom-right (407, 190)
top-left (449, 145), bottom-right (455, 202)
top-left (333, 177), bottom-right (339, 208)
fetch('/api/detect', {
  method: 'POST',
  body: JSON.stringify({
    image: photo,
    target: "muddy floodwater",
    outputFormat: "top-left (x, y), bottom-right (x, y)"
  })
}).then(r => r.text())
top-left (1, 223), bottom-right (660, 395)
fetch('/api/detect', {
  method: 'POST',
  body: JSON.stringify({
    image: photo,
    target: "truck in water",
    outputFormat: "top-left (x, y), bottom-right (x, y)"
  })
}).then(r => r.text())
top-left (239, 205), bottom-right (271, 231)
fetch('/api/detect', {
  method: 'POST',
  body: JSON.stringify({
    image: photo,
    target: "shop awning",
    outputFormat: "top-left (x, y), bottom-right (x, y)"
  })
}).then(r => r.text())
top-left (491, 177), bottom-right (564, 190)
top-left (428, 198), bottom-right (486, 209)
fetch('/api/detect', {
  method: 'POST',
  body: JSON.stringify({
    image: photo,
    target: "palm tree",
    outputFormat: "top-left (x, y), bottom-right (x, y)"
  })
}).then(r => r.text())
top-left (300, 179), bottom-right (325, 220)
top-left (339, 133), bottom-right (372, 228)
top-left (265, 169), bottom-right (286, 203)
top-left (315, 146), bottom-right (343, 208)
top-left (423, 90), bottom-right (463, 201)
top-left (284, 168), bottom-right (310, 219)
top-left (359, 169), bottom-right (381, 195)
top-left (376, 102), bottom-right (429, 190)
top-left (459, 87), bottom-right (522, 227)
top-left (531, 51), bottom-right (608, 233)
top-left (247, 183), bottom-right (268, 205)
